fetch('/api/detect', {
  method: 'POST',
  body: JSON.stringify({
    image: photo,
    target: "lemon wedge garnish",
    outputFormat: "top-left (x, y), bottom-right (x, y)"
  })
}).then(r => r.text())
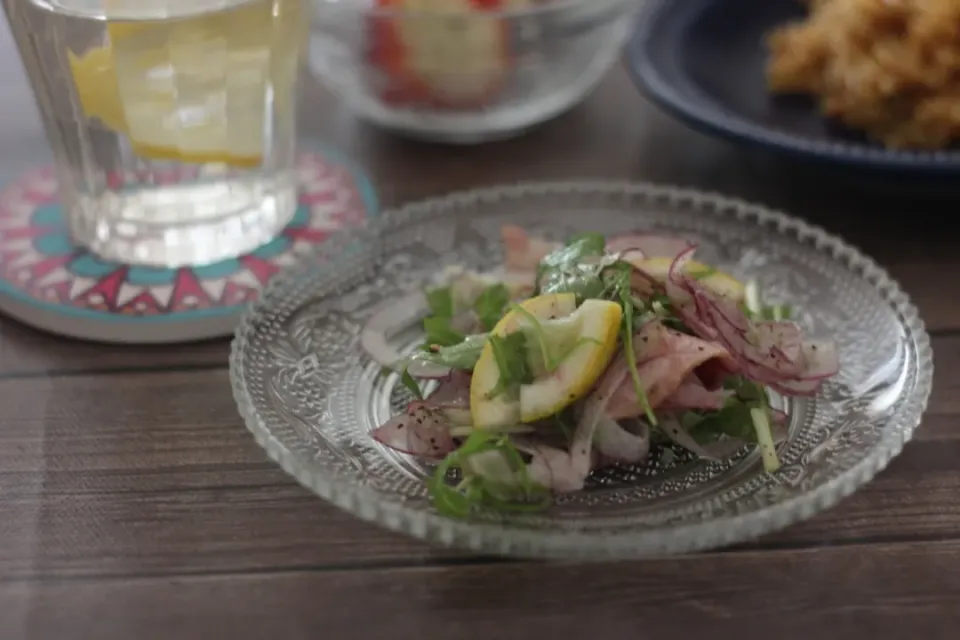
top-left (630, 256), bottom-right (746, 302)
top-left (471, 293), bottom-right (577, 429)
top-left (470, 293), bottom-right (622, 428)
top-left (518, 298), bottom-right (622, 423)
top-left (67, 0), bottom-right (305, 168)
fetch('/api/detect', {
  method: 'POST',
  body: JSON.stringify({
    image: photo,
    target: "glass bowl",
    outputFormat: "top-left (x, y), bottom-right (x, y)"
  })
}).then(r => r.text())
top-left (307, 0), bottom-right (643, 143)
top-left (230, 182), bottom-right (933, 560)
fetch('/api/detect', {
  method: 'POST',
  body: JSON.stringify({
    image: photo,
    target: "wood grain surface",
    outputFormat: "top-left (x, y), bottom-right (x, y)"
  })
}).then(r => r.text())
top-left (1, 18), bottom-right (959, 640)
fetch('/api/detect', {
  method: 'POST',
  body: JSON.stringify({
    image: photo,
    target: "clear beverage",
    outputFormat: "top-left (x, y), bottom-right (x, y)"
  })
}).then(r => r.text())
top-left (1, 0), bottom-right (307, 267)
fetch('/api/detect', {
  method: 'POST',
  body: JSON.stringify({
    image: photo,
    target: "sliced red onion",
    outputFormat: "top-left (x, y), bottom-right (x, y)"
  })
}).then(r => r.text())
top-left (513, 440), bottom-right (586, 494)
top-left (627, 262), bottom-right (662, 297)
top-left (666, 246), bottom-right (718, 339)
top-left (756, 322), bottom-right (803, 362)
top-left (699, 293), bottom-right (839, 387)
top-left (793, 339), bottom-right (840, 378)
top-left (361, 291), bottom-right (428, 367)
top-left (608, 233), bottom-right (694, 259)
top-left (501, 225), bottom-right (560, 272)
top-left (567, 354), bottom-right (634, 482)
top-left (371, 402), bottom-right (457, 459)
top-left (594, 418), bottom-right (651, 463)
top-left (449, 312), bottom-right (481, 335)
top-left (665, 247), bottom-right (839, 394)
top-left (422, 371), bottom-right (472, 425)
top-left (696, 292), bottom-right (799, 378)
top-left (658, 375), bottom-right (726, 411)
top-left (614, 247), bottom-right (647, 262)
top-left (457, 435), bottom-right (585, 494)
top-left (424, 370), bottom-right (470, 405)
top-left (770, 407), bottom-right (789, 426)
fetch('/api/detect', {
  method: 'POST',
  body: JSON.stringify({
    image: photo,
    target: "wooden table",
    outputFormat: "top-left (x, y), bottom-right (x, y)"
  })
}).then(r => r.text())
top-left (2, 25), bottom-right (960, 640)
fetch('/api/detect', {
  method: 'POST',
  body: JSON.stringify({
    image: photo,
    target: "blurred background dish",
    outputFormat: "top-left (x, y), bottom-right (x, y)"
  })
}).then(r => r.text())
top-left (625, 0), bottom-right (960, 176)
top-left (308, 0), bottom-right (642, 143)
top-left (765, 0), bottom-right (960, 152)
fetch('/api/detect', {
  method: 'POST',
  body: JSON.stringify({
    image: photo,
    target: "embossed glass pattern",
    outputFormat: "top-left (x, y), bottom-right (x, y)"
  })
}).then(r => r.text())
top-left (231, 182), bottom-right (933, 559)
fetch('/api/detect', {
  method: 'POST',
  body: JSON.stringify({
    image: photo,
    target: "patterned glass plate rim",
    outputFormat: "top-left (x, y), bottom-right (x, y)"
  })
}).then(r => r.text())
top-left (230, 181), bottom-right (933, 559)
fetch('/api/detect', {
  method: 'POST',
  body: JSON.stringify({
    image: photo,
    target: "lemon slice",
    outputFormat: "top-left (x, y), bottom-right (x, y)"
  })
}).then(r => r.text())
top-left (518, 298), bottom-right (622, 423)
top-left (631, 256), bottom-right (746, 301)
top-left (470, 293), bottom-right (622, 428)
top-left (67, 0), bottom-right (304, 167)
top-left (471, 293), bottom-right (577, 429)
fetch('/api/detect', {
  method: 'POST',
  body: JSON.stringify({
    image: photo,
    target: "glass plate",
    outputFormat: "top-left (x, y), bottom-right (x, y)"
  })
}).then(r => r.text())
top-left (230, 182), bottom-right (933, 559)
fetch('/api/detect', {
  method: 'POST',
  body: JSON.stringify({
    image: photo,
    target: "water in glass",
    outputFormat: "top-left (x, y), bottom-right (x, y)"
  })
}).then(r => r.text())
top-left (1, 0), bottom-right (307, 267)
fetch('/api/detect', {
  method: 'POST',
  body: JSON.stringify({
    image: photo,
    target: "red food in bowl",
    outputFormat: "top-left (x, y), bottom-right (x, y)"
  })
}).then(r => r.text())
top-left (368, 0), bottom-right (534, 110)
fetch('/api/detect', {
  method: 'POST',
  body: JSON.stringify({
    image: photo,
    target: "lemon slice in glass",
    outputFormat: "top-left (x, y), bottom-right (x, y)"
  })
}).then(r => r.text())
top-left (470, 293), bottom-right (623, 429)
top-left (67, 0), bottom-right (304, 168)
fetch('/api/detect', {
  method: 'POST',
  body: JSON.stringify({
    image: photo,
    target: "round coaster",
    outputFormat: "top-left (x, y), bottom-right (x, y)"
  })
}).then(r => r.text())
top-left (0, 150), bottom-right (379, 344)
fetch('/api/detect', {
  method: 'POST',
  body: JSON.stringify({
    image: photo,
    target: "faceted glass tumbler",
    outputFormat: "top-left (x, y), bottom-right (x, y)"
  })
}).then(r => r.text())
top-left (1, 0), bottom-right (308, 267)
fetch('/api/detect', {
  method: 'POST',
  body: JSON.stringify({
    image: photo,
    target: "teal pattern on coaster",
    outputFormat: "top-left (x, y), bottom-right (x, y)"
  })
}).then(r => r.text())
top-left (0, 150), bottom-right (378, 326)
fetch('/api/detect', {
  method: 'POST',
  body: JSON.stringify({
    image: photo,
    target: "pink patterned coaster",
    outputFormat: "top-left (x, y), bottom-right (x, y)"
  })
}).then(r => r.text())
top-left (0, 150), bottom-right (378, 343)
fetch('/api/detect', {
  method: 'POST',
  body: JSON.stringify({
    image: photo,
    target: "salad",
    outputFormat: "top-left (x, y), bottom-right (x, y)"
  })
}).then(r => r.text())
top-left (362, 227), bottom-right (840, 518)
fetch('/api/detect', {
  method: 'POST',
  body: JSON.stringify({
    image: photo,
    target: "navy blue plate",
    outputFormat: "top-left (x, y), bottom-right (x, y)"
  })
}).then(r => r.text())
top-left (625, 0), bottom-right (960, 176)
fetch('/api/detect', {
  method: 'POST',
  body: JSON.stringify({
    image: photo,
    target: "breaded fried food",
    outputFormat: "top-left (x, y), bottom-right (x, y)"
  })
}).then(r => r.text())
top-left (766, 0), bottom-right (960, 149)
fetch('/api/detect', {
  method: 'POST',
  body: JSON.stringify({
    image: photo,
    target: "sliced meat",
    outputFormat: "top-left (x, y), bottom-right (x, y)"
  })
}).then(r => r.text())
top-left (607, 233), bottom-right (694, 260)
top-left (501, 225), bottom-right (560, 272)
top-left (605, 321), bottom-right (737, 420)
top-left (658, 374), bottom-right (726, 411)
top-left (554, 320), bottom-right (732, 490)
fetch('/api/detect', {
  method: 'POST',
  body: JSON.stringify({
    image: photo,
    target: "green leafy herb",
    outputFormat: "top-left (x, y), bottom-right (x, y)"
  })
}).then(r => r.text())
top-left (618, 273), bottom-right (657, 427)
top-left (566, 232), bottom-right (607, 255)
top-left (750, 384), bottom-right (780, 472)
top-left (474, 283), bottom-right (511, 331)
top-left (761, 304), bottom-right (792, 321)
top-left (602, 262), bottom-right (657, 425)
top-left (726, 376), bottom-right (765, 402)
top-left (423, 316), bottom-right (465, 348)
top-left (425, 286), bottom-right (454, 317)
top-left (685, 379), bottom-right (782, 472)
top-left (380, 366), bottom-right (424, 401)
top-left (509, 304), bottom-right (590, 376)
top-left (751, 404), bottom-right (780, 473)
top-left (536, 233), bottom-right (608, 300)
top-left (399, 368), bottom-right (424, 400)
top-left (552, 409), bottom-right (576, 443)
top-left (409, 333), bottom-right (488, 370)
top-left (683, 402), bottom-right (755, 444)
top-left (486, 332), bottom-right (533, 399)
top-left (429, 430), bottom-right (550, 519)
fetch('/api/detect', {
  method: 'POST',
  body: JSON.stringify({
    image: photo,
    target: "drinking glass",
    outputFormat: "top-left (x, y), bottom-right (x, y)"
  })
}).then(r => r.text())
top-left (1, 0), bottom-right (308, 267)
